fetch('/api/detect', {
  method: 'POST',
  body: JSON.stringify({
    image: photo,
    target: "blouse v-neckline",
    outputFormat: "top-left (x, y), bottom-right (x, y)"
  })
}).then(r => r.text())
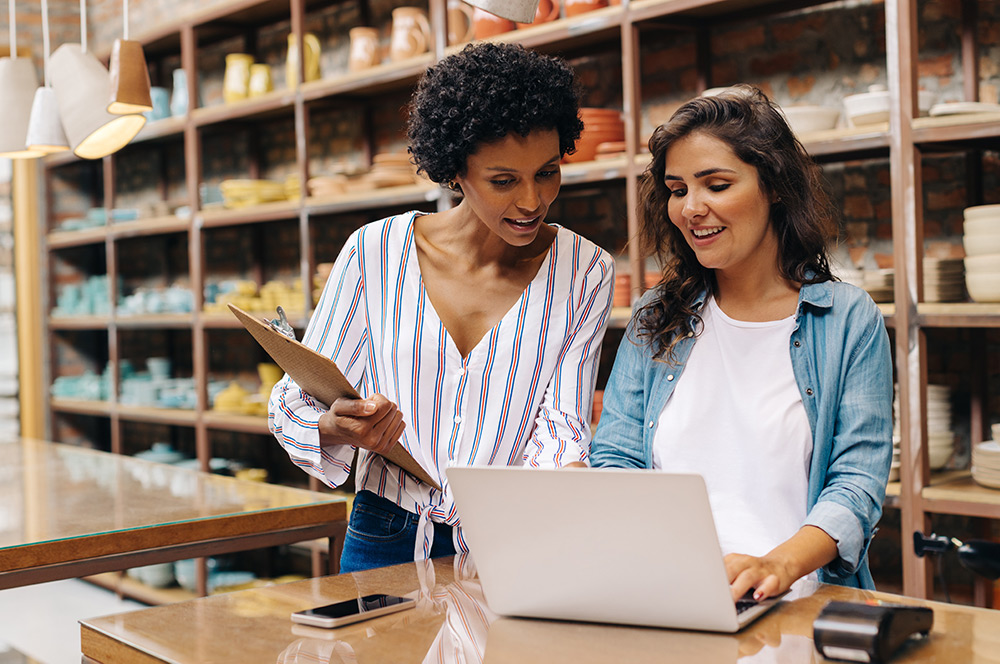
top-left (408, 213), bottom-right (559, 362)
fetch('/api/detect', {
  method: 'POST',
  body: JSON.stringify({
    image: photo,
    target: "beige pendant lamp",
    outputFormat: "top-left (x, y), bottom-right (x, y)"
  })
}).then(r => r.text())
top-left (25, 0), bottom-right (70, 154)
top-left (0, 0), bottom-right (43, 158)
top-left (50, 0), bottom-right (145, 160)
top-left (464, 0), bottom-right (539, 22)
top-left (107, 0), bottom-right (152, 114)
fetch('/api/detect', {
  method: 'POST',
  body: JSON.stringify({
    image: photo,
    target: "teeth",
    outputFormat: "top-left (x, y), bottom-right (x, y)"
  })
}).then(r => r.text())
top-left (509, 217), bottom-right (537, 226)
top-left (692, 227), bottom-right (723, 238)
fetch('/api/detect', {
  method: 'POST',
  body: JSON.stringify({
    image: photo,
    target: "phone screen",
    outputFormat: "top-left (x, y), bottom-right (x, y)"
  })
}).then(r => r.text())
top-left (301, 594), bottom-right (412, 619)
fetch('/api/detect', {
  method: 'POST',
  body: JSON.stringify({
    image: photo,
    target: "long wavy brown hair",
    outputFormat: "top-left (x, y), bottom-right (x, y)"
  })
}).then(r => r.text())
top-left (637, 85), bottom-right (837, 362)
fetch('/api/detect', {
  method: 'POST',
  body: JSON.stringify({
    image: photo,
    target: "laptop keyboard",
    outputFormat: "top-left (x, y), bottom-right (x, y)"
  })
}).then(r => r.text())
top-left (735, 591), bottom-right (759, 615)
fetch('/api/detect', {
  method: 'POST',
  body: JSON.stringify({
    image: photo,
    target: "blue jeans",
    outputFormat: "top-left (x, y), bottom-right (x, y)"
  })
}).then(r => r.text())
top-left (340, 490), bottom-right (456, 574)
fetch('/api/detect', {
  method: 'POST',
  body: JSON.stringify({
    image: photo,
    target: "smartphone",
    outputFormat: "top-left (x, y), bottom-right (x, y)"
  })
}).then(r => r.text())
top-left (291, 593), bottom-right (416, 628)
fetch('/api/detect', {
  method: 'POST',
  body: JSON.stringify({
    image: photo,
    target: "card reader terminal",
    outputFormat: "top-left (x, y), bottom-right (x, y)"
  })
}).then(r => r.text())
top-left (813, 600), bottom-right (933, 663)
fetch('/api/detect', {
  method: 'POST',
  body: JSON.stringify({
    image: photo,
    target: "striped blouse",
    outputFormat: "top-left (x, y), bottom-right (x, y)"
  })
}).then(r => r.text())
top-left (268, 211), bottom-right (614, 559)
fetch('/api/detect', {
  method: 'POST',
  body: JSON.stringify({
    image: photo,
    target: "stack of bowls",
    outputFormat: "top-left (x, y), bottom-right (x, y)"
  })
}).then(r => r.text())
top-left (565, 108), bottom-right (625, 163)
top-left (843, 84), bottom-right (935, 127)
top-left (963, 204), bottom-right (1000, 302)
top-left (862, 268), bottom-right (894, 303)
top-left (923, 257), bottom-right (965, 302)
top-left (972, 429), bottom-right (1000, 490)
top-left (892, 384), bottom-right (954, 474)
top-left (778, 105), bottom-right (840, 137)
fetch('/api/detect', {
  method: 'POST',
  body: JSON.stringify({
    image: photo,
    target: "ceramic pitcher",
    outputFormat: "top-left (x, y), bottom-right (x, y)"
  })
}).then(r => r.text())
top-left (389, 7), bottom-right (432, 62)
top-left (223, 53), bottom-right (254, 103)
top-left (348, 26), bottom-right (381, 72)
top-left (286, 32), bottom-right (321, 89)
top-left (447, 0), bottom-right (475, 45)
top-left (248, 63), bottom-right (273, 96)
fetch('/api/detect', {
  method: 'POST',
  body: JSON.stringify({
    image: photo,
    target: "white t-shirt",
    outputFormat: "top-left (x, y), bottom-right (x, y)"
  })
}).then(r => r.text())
top-left (653, 296), bottom-right (813, 561)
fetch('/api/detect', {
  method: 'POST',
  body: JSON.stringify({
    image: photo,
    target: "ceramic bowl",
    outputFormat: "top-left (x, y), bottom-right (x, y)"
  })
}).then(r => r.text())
top-left (962, 232), bottom-right (1000, 257)
top-left (843, 85), bottom-right (935, 126)
top-left (928, 445), bottom-right (952, 470)
top-left (964, 204), bottom-right (1000, 222)
top-left (963, 253), bottom-right (1000, 273)
top-left (964, 217), bottom-right (1000, 236)
top-left (779, 105), bottom-right (841, 135)
top-left (966, 272), bottom-right (1000, 302)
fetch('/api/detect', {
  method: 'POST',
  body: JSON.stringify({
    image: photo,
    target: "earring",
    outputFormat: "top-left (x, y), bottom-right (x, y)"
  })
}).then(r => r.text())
top-left (446, 180), bottom-right (461, 192)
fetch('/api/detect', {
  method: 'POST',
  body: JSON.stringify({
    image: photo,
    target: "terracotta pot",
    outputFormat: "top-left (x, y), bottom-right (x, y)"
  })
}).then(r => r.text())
top-left (516, 0), bottom-right (560, 28)
top-left (473, 8), bottom-right (517, 39)
top-left (565, 0), bottom-right (608, 17)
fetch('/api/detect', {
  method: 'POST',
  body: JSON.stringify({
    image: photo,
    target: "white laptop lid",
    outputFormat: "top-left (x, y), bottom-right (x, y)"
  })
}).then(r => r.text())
top-left (446, 466), bottom-right (774, 632)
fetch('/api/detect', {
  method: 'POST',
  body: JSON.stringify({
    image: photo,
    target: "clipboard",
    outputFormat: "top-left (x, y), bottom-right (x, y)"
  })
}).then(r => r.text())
top-left (229, 303), bottom-right (441, 491)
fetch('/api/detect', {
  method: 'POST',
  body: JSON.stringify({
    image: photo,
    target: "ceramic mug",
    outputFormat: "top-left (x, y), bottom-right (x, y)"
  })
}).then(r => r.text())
top-left (447, 0), bottom-right (475, 45)
top-left (145, 86), bottom-right (171, 121)
top-left (248, 63), bottom-right (273, 96)
top-left (223, 53), bottom-right (254, 103)
top-left (390, 7), bottom-right (432, 62)
top-left (473, 8), bottom-right (517, 39)
top-left (348, 26), bottom-right (381, 72)
top-left (516, 0), bottom-right (560, 28)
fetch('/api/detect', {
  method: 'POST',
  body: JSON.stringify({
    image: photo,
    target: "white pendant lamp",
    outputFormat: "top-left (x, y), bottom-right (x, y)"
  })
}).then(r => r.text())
top-left (107, 0), bottom-right (152, 114)
top-left (25, 0), bottom-right (69, 154)
top-left (50, 0), bottom-right (145, 160)
top-left (0, 0), bottom-right (43, 159)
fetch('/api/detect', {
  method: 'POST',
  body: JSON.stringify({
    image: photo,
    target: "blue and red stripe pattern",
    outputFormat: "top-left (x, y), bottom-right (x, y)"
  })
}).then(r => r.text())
top-left (268, 211), bottom-right (614, 540)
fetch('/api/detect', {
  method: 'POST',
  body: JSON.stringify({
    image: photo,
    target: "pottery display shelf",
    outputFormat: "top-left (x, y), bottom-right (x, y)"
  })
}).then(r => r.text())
top-left (0, 438), bottom-right (347, 593)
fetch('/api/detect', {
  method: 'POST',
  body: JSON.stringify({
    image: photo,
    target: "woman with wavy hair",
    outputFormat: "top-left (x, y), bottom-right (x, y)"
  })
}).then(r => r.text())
top-left (269, 42), bottom-right (614, 573)
top-left (590, 85), bottom-right (892, 599)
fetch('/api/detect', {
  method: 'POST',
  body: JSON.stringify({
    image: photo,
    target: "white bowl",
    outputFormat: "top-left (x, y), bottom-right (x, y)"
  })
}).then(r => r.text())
top-left (965, 204), bottom-right (1000, 222)
top-left (963, 253), bottom-right (1000, 273)
top-left (843, 85), bottom-right (935, 127)
top-left (964, 217), bottom-right (1000, 236)
top-left (966, 272), bottom-right (1000, 302)
top-left (963, 232), bottom-right (1000, 257)
top-left (779, 105), bottom-right (841, 135)
top-left (929, 445), bottom-right (952, 469)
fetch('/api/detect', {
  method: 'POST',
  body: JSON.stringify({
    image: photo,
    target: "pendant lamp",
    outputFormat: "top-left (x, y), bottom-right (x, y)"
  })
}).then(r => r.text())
top-left (50, 0), bottom-right (146, 160)
top-left (25, 0), bottom-right (70, 154)
top-left (0, 0), bottom-right (43, 158)
top-left (107, 0), bottom-right (152, 114)
top-left (463, 0), bottom-right (539, 22)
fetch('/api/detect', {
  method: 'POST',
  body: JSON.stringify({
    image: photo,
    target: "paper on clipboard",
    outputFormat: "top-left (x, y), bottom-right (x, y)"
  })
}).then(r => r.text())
top-left (228, 303), bottom-right (441, 491)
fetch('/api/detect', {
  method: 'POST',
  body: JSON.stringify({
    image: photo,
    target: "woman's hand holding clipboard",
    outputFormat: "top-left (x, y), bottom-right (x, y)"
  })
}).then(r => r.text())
top-left (229, 303), bottom-right (441, 491)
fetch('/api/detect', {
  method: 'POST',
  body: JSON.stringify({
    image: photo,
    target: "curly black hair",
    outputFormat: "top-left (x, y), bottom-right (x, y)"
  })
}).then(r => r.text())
top-left (407, 42), bottom-right (584, 186)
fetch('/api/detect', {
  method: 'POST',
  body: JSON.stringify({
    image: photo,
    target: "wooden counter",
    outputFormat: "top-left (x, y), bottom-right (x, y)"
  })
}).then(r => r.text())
top-left (0, 438), bottom-right (347, 590)
top-left (81, 555), bottom-right (1000, 663)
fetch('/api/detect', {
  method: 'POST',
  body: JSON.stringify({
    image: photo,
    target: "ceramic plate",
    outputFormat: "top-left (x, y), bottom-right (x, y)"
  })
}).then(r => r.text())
top-left (929, 101), bottom-right (1000, 116)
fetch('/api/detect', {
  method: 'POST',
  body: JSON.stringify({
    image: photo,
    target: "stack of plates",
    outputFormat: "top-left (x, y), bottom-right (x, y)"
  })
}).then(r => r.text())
top-left (308, 174), bottom-right (349, 197)
top-left (863, 268), bottom-right (894, 303)
top-left (962, 204), bottom-right (1000, 302)
top-left (923, 257), bottom-right (965, 302)
top-left (971, 441), bottom-right (1000, 490)
top-left (892, 384), bottom-right (954, 475)
top-left (363, 152), bottom-right (422, 189)
top-left (219, 179), bottom-right (288, 208)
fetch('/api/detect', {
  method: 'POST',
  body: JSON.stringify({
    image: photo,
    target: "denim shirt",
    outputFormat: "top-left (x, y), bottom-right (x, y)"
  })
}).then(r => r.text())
top-left (590, 280), bottom-right (893, 588)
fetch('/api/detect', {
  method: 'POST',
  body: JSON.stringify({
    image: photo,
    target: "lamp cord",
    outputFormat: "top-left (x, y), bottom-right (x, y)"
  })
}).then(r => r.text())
top-left (41, 0), bottom-right (51, 87)
top-left (936, 554), bottom-right (950, 604)
top-left (8, 0), bottom-right (16, 59)
top-left (79, 0), bottom-right (87, 53)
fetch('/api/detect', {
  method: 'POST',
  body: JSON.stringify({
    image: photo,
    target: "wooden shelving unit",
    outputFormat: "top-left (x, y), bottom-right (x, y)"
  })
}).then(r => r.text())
top-left (37, 0), bottom-right (1000, 605)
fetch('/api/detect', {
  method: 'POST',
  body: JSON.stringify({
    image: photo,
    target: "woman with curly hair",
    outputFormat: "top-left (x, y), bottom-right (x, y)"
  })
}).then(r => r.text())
top-left (590, 86), bottom-right (892, 599)
top-left (269, 42), bottom-right (614, 572)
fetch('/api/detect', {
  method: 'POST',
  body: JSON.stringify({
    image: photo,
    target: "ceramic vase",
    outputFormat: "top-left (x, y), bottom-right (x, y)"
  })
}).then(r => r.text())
top-left (223, 53), bottom-right (254, 103)
top-left (170, 68), bottom-right (189, 116)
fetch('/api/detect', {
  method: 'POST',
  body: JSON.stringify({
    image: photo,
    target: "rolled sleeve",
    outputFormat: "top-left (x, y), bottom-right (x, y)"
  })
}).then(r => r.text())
top-left (804, 500), bottom-right (868, 577)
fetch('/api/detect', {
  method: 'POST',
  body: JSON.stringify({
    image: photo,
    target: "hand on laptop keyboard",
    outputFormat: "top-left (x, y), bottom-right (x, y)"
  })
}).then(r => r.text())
top-left (735, 590), bottom-right (759, 615)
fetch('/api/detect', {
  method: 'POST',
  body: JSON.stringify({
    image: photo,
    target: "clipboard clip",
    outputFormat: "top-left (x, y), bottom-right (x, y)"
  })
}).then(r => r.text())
top-left (268, 306), bottom-right (296, 339)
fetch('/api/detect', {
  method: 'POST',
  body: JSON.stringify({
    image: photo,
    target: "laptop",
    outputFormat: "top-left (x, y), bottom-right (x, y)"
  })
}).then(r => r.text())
top-left (445, 466), bottom-right (783, 632)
